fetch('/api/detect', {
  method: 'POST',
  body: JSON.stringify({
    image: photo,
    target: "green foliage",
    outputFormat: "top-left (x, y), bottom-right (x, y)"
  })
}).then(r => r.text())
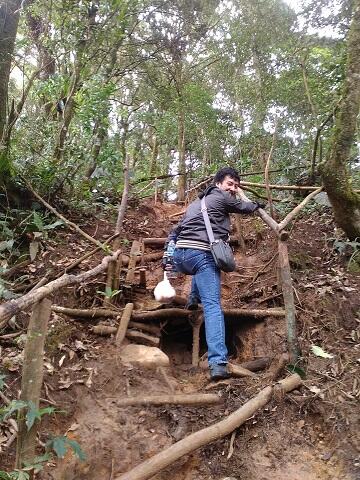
top-left (287, 364), bottom-right (306, 379)
top-left (0, 400), bottom-right (55, 430)
top-left (47, 436), bottom-right (86, 461)
top-left (97, 286), bottom-right (121, 299)
top-left (29, 212), bottom-right (64, 235)
top-left (0, 0), bottom-right (356, 235)
top-left (0, 398), bottom-right (85, 476)
top-left (0, 470), bottom-right (30, 480)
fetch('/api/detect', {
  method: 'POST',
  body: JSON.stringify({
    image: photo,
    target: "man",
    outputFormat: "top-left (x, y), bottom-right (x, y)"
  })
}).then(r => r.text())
top-left (165, 167), bottom-right (263, 380)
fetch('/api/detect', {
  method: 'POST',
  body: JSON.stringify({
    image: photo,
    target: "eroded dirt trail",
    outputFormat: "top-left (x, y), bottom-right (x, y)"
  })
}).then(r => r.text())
top-left (2, 199), bottom-right (359, 480)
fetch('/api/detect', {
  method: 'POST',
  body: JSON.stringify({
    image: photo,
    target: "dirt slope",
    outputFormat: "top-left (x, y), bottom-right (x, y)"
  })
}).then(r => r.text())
top-left (1, 198), bottom-right (359, 479)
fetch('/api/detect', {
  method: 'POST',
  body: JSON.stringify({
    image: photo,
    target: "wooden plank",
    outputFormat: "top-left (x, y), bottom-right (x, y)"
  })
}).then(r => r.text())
top-left (125, 240), bottom-right (142, 285)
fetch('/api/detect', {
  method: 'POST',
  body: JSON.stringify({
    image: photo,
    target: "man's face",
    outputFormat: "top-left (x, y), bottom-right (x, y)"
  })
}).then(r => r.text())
top-left (216, 175), bottom-right (239, 196)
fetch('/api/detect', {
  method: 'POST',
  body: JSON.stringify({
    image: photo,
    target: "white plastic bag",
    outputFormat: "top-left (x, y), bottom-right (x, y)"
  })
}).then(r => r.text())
top-left (154, 272), bottom-right (176, 302)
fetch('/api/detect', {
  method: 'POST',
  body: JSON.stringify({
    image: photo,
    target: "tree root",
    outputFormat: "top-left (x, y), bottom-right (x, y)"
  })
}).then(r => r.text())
top-left (115, 374), bottom-right (302, 480)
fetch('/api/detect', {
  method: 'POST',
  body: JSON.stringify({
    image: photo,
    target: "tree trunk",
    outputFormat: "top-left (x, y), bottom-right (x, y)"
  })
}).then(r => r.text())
top-left (177, 103), bottom-right (186, 201)
top-left (320, 0), bottom-right (360, 240)
top-left (149, 134), bottom-right (159, 176)
top-left (0, 0), bottom-right (21, 140)
top-left (0, 0), bottom-right (22, 180)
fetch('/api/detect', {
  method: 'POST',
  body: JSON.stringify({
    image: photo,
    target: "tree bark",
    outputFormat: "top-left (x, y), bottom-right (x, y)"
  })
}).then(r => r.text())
top-left (319, 0), bottom-right (360, 240)
top-left (0, 0), bottom-right (21, 141)
top-left (177, 102), bottom-right (186, 201)
top-left (115, 303), bottom-right (134, 345)
top-left (0, 0), bottom-right (22, 181)
top-left (278, 240), bottom-right (300, 363)
top-left (15, 299), bottom-right (51, 468)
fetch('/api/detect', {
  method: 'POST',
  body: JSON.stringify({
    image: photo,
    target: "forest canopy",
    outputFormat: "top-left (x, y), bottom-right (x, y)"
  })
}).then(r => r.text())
top-left (0, 0), bottom-right (359, 236)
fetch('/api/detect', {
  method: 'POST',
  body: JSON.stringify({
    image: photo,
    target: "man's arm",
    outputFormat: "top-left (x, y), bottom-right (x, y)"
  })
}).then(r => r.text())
top-left (223, 191), bottom-right (261, 214)
top-left (166, 218), bottom-right (183, 243)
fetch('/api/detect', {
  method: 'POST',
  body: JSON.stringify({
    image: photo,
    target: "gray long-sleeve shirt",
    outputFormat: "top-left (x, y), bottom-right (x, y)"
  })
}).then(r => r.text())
top-left (168, 186), bottom-right (258, 247)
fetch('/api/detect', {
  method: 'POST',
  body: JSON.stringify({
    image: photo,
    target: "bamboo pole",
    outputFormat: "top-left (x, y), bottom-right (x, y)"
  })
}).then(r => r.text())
top-left (191, 314), bottom-right (203, 366)
top-left (125, 241), bottom-right (142, 285)
top-left (115, 374), bottom-right (302, 480)
top-left (139, 268), bottom-right (147, 288)
top-left (113, 254), bottom-right (123, 291)
top-left (115, 303), bottom-right (134, 346)
top-left (15, 299), bottom-right (51, 468)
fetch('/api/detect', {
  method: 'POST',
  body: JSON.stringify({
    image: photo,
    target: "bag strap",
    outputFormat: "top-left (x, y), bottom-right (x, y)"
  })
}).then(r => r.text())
top-left (201, 196), bottom-right (216, 244)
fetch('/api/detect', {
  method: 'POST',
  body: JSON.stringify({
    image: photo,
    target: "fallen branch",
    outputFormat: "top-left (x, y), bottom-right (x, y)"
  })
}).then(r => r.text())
top-left (94, 321), bottom-right (161, 336)
top-left (127, 322), bottom-right (160, 336)
top-left (1, 260), bottom-right (31, 279)
top-left (239, 357), bottom-right (271, 372)
top-left (64, 233), bottom-right (121, 272)
top-left (224, 308), bottom-right (285, 319)
top-left (115, 374), bottom-right (302, 480)
top-left (228, 363), bottom-right (257, 378)
top-left (52, 306), bottom-right (122, 318)
top-left (0, 250), bottom-right (122, 328)
top-left (52, 306), bottom-right (285, 324)
top-left (227, 430), bottom-right (236, 460)
top-left (20, 176), bottom-right (106, 249)
top-left (132, 308), bottom-right (190, 322)
top-left (109, 393), bottom-right (222, 407)
top-left (126, 329), bottom-right (159, 347)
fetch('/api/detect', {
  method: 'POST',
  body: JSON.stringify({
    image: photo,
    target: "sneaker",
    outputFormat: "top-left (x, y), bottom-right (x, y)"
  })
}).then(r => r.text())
top-left (210, 364), bottom-right (231, 381)
top-left (185, 296), bottom-right (200, 311)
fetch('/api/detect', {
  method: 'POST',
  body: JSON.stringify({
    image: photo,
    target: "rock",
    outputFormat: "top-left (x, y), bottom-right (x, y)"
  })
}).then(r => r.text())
top-left (120, 344), bottom-right (170, 368)
top-left (314, 192), bottom-right (331, 207)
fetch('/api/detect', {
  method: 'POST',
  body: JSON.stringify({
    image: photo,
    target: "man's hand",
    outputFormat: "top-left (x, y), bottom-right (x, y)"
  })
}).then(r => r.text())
top-left (162, 252), bottom-right (175, 271)
top-left (255, 201), bottom-right (266, 210)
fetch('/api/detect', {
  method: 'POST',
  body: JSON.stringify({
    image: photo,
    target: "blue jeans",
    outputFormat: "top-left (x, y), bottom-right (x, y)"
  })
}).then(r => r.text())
top-left (173, 248), bottom-right (228, 366)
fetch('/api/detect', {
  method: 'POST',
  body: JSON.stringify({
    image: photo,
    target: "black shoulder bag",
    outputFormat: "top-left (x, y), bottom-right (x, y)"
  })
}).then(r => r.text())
top-left (200, 196), bottom-right (236, 272)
